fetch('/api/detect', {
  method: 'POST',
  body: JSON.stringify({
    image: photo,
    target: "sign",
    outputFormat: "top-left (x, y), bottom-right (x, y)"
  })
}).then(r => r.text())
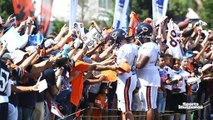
top-left (84, 28), bottom-right (103, 49)
top-left (0, 27), bottom-right (28, 52)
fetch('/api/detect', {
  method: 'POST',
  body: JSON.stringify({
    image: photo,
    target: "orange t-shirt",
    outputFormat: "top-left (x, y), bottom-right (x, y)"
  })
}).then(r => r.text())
top-left (187, 64), bottom-right (194, 73)
top-left (92, 94), bottom-right (108, 120)
top-left (70, 60), bottom-right (90, 106)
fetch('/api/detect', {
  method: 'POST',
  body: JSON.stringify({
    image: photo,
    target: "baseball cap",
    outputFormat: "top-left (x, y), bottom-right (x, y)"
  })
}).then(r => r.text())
top-left (183, 51), bottom-right (195, 59)
top-left (44, 38), bottom-right (57, 48)
top-left (10, 50), bottom-right (27, 64)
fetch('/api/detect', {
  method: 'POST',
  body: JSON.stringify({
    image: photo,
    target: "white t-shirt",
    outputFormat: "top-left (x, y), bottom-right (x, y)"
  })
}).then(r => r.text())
top-left (172, 69), bottom-right (190, 93)
top-left (163, 66), bottom-right (175, 90)
top-left (136, 42), bottom-right (161, 87)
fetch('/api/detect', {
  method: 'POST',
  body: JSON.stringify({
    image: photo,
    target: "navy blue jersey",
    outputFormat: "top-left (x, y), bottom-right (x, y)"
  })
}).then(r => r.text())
top-left (0, 61), bottom-right (10, 95)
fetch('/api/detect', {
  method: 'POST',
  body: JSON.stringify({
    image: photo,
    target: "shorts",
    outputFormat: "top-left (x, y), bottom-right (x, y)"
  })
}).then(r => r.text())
top-left (116, 74), bottom-right (137, 112)
top-left (138, 86), bottom-right (158, 111)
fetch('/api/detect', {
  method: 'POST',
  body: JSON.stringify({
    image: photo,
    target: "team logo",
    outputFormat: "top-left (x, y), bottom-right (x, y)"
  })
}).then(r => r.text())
top-left (142, 26), bottom-right (149, 32)
top-left (111, 31), bottom-right (119, 40)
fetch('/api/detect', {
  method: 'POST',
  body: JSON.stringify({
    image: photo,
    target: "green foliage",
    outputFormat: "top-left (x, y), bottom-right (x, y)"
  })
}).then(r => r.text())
top-left (0, 0), bottom-right (13, 20)
top-left (131, 0), bottom-right (188, 21)
top-left (96, 10), bottom-right (114, 28)
top-left (52, 19), bottom-right (67, 34)
top-left (167, 0), bottom-right (188, 19)
top-left (199, 0), bottom-right (213, 29)
top-left (130, 0), bottom-right (152, 21)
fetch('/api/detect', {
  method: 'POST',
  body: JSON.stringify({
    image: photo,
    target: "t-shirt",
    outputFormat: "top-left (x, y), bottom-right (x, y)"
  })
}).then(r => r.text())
top-left (70, 60), bottom-right (90, 106)
top-left (172, 69), bottom-right (190, 93)
top-left (15, 66), bottom-right (37, 108)
top-left (37, 68), bottom-right (57, 102)
top-left (92, 94), bottom-right (108, 120)
top-left (158, 67), bottom-right (168, 83)
top-left (163, 66), bottom-right (175, 90)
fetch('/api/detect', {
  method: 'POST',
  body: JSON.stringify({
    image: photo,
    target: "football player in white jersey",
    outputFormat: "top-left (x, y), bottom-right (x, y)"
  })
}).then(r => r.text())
top-left (109, 29), bottom-right (138, 120)
top-left (135, 23), bottom-right (160, 120)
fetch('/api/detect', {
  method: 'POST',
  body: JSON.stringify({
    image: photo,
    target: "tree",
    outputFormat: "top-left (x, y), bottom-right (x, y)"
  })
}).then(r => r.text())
top-left (130, 0), bottom-right (152, 21)
top-left (0, 0), bottom-right (13, 21)
top-left (52, 19), bottom-right (67, 34)
top-left (199, 0), bottom-right (213, 29)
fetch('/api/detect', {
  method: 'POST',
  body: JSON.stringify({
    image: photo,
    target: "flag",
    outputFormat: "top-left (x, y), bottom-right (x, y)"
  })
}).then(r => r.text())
top-left (40, 0), bottom-right (53, 35)
top-left (152, 0), bottom-right (168, 23)
top-left (70, 60), bottom-right (90, 106)
top-left (113, 0), bottom-right (130, 32)
top-left (69, 0), bottom-right (78, 29)
top-left (166, 19), bottom-right (183, 59)
top-left (128, 11), bottom-right (140, 36)
top-left (12, 0), bottom-right (34, 24)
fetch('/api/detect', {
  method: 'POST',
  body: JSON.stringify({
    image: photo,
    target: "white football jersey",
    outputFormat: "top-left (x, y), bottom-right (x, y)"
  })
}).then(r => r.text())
top-left (116, 43), bottom-right (139, 67)
top-left (136, 42), bottom-right (161, 87)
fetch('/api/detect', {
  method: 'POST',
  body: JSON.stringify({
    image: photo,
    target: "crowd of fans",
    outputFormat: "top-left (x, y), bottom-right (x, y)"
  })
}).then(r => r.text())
top-left (0, 11), bottom-right (213, 120)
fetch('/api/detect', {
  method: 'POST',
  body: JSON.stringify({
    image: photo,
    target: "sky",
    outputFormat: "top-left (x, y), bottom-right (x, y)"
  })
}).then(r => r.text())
top-left (34, 0), bottom-right (71, 21)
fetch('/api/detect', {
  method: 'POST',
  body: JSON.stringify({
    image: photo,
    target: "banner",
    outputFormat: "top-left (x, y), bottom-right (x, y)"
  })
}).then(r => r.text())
top-left (166, 19), bottom-right (183, 59)
top-left (69, 0), bottom-right (78, 29)
top-left (112, 0), bottom-right (130, 32)
top-left (128, 11), bottom-right (140, 36)
top-left (152, 0), bottom-right (168, 23)
top-left (40, 0), bottom-right (53, 35)
top-left (12, 0), bottom-right (34, 24)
